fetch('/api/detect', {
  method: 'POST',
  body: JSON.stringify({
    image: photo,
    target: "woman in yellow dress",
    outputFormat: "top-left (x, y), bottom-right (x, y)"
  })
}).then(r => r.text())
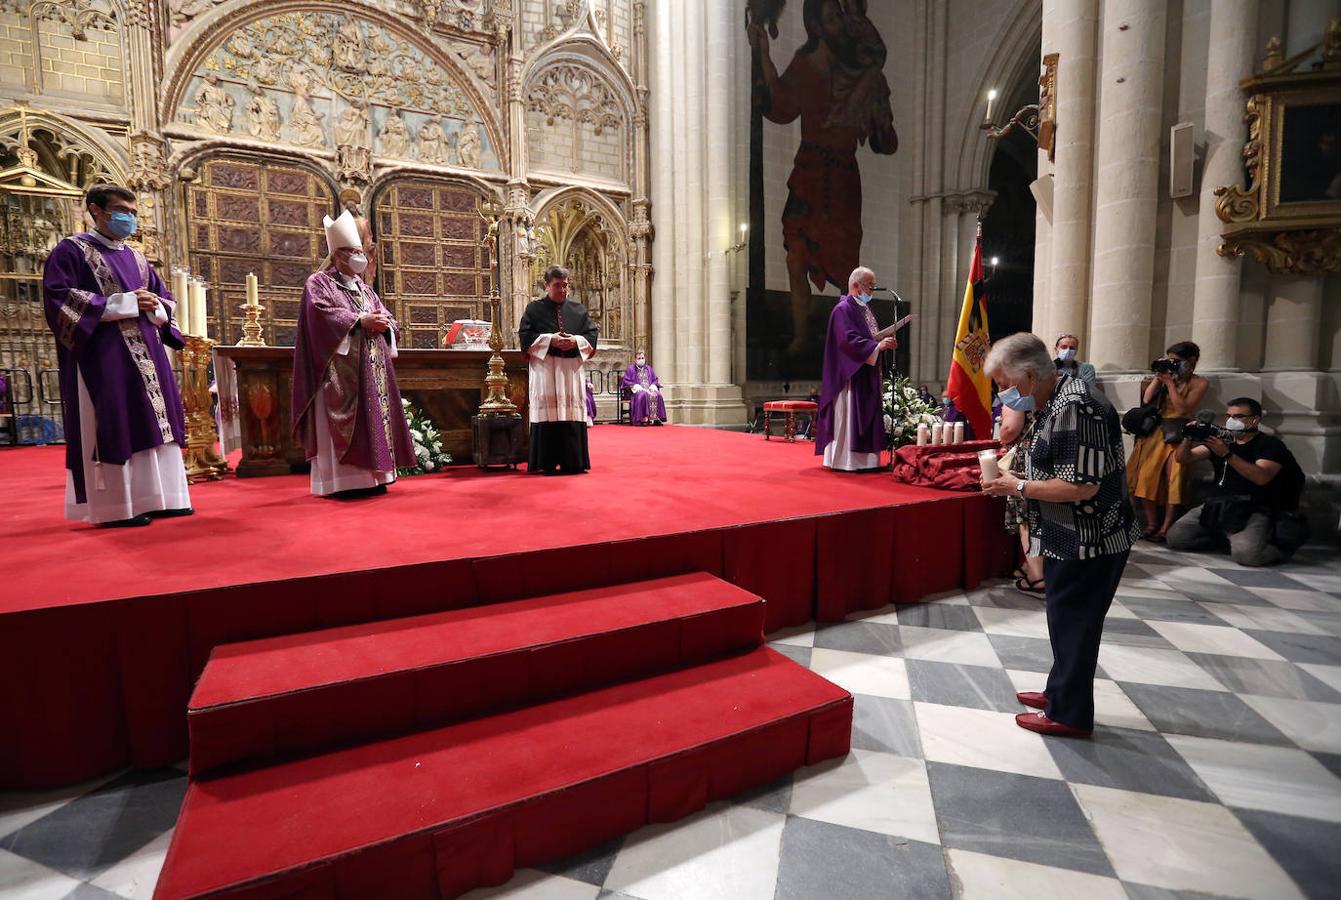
top-left (1127, 341), bottom-right (1208, 541)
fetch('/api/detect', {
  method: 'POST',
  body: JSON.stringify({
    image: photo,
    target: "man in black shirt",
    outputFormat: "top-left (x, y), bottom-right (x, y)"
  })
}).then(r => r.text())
top-left (1167, 398), bottom-right (1305, 566)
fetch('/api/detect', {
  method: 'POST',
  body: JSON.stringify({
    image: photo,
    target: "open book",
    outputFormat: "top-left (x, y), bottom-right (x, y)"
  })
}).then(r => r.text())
top-left (874, 313), bottom-right (916, 341)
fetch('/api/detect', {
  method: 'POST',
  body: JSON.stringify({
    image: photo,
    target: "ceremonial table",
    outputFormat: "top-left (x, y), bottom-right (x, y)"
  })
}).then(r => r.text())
top-left (214, 347), bottom-right (529, 477)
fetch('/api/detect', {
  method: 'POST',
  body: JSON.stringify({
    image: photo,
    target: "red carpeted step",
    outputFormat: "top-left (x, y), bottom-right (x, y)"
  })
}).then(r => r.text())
top-left (155, 646), bottom-right (851, 900)
top-left (187, 572), bottom-right (764, 775)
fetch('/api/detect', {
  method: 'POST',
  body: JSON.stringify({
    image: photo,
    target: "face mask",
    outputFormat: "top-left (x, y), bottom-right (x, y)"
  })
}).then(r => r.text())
top-left (942, 398), bottom-right (951, 407)
top-left (105, 211), bottom-right (137, 239)
top-left (1224, 418), bottom-right (1248, 434)
top-left (636, 358), bottom-right (645, 367)
top-left (855, 292), bottom-right (871, 305)
top-left (998, 384), bottom-right (1036, 412)
top-left (1057, 348), bottom-right (1077, 362)
top-left (345, 252), bottom-right (368, 274)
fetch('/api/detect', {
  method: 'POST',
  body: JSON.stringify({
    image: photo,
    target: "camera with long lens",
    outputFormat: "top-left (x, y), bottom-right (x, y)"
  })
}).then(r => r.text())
top-left (1151, 357), bottom-right (1185, 376)
top-left (1182, 410), bottom-right (1231, 443)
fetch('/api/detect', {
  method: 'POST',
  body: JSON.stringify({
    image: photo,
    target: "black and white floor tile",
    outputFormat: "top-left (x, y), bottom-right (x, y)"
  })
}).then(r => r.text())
top-left (3, 546), bottom-right (1340, 899)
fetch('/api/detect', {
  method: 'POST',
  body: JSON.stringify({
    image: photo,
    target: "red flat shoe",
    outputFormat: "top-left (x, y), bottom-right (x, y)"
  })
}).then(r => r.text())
top-left (1015, 712), bottom-right (1091, 738)
top-left (1016, 691), bottom-right (1046, 710)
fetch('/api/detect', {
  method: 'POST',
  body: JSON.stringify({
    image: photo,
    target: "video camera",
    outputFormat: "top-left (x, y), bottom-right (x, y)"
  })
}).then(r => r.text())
top-left (1151, 357), bottom-right (1186, 376)
top-left (1182, 410), bottom-right (1231, 443)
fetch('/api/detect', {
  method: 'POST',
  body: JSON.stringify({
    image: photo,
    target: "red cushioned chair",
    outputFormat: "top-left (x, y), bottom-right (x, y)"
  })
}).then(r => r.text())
top-left (762, 400), bottom-right (817, 442)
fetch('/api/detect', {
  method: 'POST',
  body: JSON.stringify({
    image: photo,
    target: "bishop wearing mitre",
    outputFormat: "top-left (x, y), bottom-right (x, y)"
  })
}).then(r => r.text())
top-left (518, 264), bottom-right (598, 474)
top-left (291, 209), bottom-right (415, 497)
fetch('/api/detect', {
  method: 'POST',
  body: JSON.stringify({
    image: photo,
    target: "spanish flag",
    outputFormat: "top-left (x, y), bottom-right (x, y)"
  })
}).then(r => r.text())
top-left (947, 236), bottom-right (993, 441)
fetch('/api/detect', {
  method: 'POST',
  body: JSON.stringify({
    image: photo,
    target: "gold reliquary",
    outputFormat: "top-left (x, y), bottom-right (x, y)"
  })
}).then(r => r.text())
top-left (1215, 21), bottom-right (1341, 275)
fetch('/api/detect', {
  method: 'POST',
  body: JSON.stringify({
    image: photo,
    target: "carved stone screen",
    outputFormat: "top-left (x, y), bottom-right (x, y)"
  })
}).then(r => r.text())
top-left (374, 179), bottom-right (490, 350)
top-left (187, 156), bottom-right (335, 346)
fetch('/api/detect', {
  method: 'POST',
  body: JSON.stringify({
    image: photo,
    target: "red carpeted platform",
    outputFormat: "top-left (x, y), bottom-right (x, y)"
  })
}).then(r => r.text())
top-left (0, 426), bottom-right (1012, 789)
top-left (155, 646), bottom-right (852, 900)
top-left (188, 573), bottom-right (765, 774)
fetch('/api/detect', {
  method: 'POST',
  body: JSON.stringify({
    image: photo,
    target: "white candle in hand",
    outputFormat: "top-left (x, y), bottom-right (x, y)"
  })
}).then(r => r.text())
top-left (978, 449), bottom-right (1000, 481)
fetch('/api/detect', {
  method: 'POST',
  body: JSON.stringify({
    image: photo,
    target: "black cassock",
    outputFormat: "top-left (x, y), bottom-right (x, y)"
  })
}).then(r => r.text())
top-left (518, 297), bottom-right (599, 474)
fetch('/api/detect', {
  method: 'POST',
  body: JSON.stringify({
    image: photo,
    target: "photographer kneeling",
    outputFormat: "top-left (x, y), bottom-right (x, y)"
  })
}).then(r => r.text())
top-left (1166, 398), bottom-right (1305, 567)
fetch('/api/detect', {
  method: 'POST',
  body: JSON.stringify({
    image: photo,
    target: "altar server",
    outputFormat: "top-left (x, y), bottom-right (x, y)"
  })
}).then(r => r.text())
top-left (42, 184), bottom-right (191, 527)
top-left (518, 265), bottom-right (598, 474)
top-left (816, 266), bottom-right (896, 471)
top-left (292, 209), bottom-right (414, 497)
top-left (621, 350), bottom-right (666, 425)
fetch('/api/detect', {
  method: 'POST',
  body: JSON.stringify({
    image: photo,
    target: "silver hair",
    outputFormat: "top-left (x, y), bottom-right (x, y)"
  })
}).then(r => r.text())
top-left (985, 333), bottom-right (1055, 384)
top-left (847, 266), bottom-right (875, 291)
top-left (1055, 332), bottom-right (1079, 347)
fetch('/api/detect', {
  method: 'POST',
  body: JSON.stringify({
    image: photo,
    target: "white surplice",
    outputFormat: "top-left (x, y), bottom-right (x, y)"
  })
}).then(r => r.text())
top-left (526, 334), bottom-right (595, 423)
top-left (822, 383), bottom-right (881, 471)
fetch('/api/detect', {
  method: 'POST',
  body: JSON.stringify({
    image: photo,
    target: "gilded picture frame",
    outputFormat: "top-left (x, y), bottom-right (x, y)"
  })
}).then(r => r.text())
top-left (1215, 32), bottom-right (1341, 275)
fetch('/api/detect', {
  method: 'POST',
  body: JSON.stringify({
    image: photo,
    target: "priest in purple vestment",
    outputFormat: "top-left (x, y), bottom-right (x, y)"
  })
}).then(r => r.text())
top-left (816, 266), bottom-right (896, 471)
top-left (42, 184), bottom-right (191, 527)
top-left (621, 351), bottom-right (666, 425)
top-left (292, 209), bottom-right (415, 497)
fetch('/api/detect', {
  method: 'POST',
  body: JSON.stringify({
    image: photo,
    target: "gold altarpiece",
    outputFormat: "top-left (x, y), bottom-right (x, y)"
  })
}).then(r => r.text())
top-left (0, 0), bottom-right (653, 440)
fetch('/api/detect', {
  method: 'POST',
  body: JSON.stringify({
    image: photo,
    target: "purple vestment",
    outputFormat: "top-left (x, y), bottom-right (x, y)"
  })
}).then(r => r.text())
top-left (291, 268), bottom-right (415, 471)
top-left (585, 381), bottom-right (598, 421)
top-left (621, 363), bottom-right (666, 423)
top-left (816, 294), bottom-right (885, 455)
top-left (42, 233), bottom-right (186, 503)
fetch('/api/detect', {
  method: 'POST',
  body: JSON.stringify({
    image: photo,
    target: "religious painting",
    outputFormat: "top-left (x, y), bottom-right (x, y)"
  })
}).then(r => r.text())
top-left (1215, 50), bottom-right (1341, 275)
top-left (745, 0), bottom-right (899, 380)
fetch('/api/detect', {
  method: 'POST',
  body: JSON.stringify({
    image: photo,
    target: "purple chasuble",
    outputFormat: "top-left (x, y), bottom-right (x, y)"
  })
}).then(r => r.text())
top-left (816, 294), bottom-right (885, 455)
top-left (621, 363), bottom-right (666, 422)
top-left (42, 233), bottom-right (186, 503)
top-left (291, 267), bottom-right (415, 471)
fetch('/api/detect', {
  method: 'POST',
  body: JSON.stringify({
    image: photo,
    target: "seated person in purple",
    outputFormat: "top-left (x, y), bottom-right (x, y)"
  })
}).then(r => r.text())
top-left (585, 379), bottom-right (597, 426)
top-left (41, 183), bottom-right (191, 527)
top-left (622, 350), bottom-right (666, 425)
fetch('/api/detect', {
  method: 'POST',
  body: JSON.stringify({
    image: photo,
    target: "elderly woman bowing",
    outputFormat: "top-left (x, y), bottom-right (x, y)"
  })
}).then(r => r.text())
top-left (980, 333), bottom-right (1140, 737)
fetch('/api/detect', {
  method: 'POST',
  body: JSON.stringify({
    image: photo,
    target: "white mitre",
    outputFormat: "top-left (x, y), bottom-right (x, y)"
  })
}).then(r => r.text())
top-left (322, 209), bottom-right (361, 253)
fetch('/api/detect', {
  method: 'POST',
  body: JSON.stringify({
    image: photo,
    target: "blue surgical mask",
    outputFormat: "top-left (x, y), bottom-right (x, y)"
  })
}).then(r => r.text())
top-left (1057, 348), bottom-right (1077, 362)
top-left (998, 385), bottom-right (1036, 412)
top-left (106, 211), bottom-right (137, 239)
top-left (855, 292), bottom-right (871, 305)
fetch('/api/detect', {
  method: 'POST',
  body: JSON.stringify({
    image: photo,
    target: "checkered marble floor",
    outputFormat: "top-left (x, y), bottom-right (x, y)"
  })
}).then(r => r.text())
top-left (4, 546), bottom-right (1340, 900)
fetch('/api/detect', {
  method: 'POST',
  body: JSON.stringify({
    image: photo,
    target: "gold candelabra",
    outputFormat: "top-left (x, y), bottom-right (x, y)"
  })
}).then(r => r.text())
top-left (478, 287), bottom-right (519, 416)
top-left (238, 301), bottom-right (267, 347)
top-left (179, 334), bottom-right (230, 482)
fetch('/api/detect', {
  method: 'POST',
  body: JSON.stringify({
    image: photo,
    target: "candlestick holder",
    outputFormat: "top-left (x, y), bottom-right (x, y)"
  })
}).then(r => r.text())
top-left (478, 288), bottom-right (518, 416)
top-left (179, 334), bottom-right (230, 482)
top-left (238, 301), bottom-right (267, 347)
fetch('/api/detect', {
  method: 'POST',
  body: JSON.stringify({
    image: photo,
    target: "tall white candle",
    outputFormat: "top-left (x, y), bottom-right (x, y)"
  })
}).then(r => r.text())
top-left (173, 270), bottom-right (190, 335)
top-left (916, 423), bottom-right (929, 446)
top-left (246, 272), bottom-right (259, 308)
top-left (190, 280), bottom-right (207, 338)
top-left (931, 422), bottom-right (943, 445)
top-left (953, 421), bottom-right (965, 444)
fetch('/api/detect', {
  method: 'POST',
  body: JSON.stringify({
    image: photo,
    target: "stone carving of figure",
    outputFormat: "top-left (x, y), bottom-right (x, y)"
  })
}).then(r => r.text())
top-left (246, 83), bottom-right (281, 142)
top-left (417, 115), bottom-right (449, 164)
top-left (378, 110), bottom-right (411, 158)
top-left (288, 89), bottom-right (326, 147)
top-left (333, 18), bottom-right (366, 73)
top-left (194, 73), bottom-right (235, 133)
top-left (334, 103), bottom-right (370, 149)
top-left (170, 0), bottom-right (227, 26)
top-left (456, 119), bottom-right (482, 169)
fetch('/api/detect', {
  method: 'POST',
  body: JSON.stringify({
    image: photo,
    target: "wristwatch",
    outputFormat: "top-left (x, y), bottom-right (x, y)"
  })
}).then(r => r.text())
top-left (1015, 479), bottom-right (1028, 497)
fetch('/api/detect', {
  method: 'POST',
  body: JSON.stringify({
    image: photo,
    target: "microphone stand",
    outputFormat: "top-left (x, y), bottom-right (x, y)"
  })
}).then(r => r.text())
top-left (872, 287), bottom-right (906, 381)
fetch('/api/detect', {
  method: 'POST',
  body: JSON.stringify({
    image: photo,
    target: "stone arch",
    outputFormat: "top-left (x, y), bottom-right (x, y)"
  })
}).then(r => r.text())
top-left (521, 40), bottom-right (637, 185)
top-left (161, 0), bottom-right (507, 172)
top-left (0, 105), bottom-right (129, 186)
top-left (952, 0), bottom-right (1043, 192)
top-left (530, 186), bottom-right (632, 348)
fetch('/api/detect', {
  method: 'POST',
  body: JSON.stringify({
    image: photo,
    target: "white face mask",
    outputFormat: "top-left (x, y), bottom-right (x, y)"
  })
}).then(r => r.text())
top-left (345, 252), bottom-right (369, 275)
top-left (1224, 417), bottom-right (1247, 433)
top-left (636, 357), bottom-right (645, 366)
top-left (1057, 347), bottom-right (1077, 362)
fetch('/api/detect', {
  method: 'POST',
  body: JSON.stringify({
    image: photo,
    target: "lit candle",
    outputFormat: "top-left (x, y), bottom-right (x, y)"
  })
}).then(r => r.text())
top-left (978, 449), bottom-right (1000, 481)
top-left (953, 421), bottom-right (965, 444)
top-left (985, 88), bottom-right (998, 123)
top-left (916, 422), bottom-right (929, 446)
top-left (246, 272), bottom-right (259, 308)
top-left (931, 422), bottom-right (943, 445)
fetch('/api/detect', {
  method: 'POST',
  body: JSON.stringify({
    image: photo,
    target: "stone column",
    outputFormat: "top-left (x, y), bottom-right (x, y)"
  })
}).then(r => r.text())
top-left (1044, 0), bottom-right (1099, 346)
top-left (650, 0), bottom-right (678, 382)
top-left (1087, 0), bottom-right (1167, 370)
top-left (1264, 278), bottom-right (1323, 370)
top-left (1190, 0), bottom-right (1257, 370)
top-left (1032, 0), bottom-right (1060, 345)
top-left (914, 0), bottom-right (949, 385)
top-left (705, 0), bottom-right (733, 386)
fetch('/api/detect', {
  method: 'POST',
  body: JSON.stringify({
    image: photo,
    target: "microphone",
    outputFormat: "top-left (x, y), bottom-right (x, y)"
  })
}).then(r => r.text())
top-left (871, 287), bottom-right (907, 304)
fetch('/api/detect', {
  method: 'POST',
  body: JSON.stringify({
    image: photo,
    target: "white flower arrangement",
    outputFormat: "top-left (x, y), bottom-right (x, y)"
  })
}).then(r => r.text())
top-left (398, 400), bottom-right (453, 475)
top-left (883, 372), bottom-right (942, 450)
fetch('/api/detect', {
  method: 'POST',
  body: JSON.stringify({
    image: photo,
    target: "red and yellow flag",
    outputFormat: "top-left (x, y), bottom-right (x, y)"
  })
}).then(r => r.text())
top-left (946, 237), bottom-right (993, 441)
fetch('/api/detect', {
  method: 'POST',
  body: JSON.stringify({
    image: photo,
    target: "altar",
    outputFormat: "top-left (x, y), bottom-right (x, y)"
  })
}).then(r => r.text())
top-left (214, 347), bottom-right (529, 476)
